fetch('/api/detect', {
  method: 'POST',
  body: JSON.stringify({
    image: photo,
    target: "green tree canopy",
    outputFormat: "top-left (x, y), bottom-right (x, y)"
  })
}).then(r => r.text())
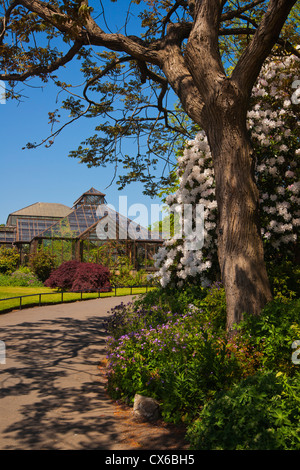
top-left (1, 0), bottom-right (299, 327)
top-left (0, 1), bottom-right (299, 195)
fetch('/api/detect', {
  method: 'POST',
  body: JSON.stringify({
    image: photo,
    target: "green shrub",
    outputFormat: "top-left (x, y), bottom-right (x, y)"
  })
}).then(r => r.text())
top-left (105, 301), bottom-right (174, 340)
top-left (197, 282), bottom-right (227, 331)
top-left (0, 274), bottom-right (11, 286)
top-left (105, 276), bottom-right (300, 440)
top-left (133, 283), bottom-right (208, 317)
top-left (133, 282), bottom-right (226, 332)
top-left (105, 301), bottom-right (261, 424)
top-left (16, 266), bottom-right (32, 274)
top-left (236, 298), bottom-right (300, 375)
top-left (110, 256), bottom-right (152, 287)
top-left (187, 371), bottom-right (300, 450)
top-left (106, 283), bottom-right (209, 341)
top-left (267, 261), bottom-right (300, 300)
top-left (0, 246), bottom-right (20, 274)
top-left (0, 269), bottom-right (43, 287)
top-left (11, 269), bottom-right (43, 286)
top-left (29, 249), bottom-right (58, 282)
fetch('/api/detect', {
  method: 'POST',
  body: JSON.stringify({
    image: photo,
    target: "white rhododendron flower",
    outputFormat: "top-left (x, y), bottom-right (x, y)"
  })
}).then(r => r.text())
top-left (154, 54), bottom-right (299, 288)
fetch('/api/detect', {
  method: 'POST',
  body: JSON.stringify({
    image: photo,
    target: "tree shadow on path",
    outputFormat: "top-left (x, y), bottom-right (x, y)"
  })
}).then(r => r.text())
top-left (0, 313), bottom-right (188, 450)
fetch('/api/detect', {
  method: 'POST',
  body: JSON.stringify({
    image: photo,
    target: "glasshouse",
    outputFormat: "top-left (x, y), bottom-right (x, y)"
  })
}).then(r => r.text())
top-left (0, 188), bottom-right (163, 270)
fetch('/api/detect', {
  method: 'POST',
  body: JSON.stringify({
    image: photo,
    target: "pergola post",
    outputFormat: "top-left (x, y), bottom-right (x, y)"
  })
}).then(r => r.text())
top-left (75, 239), bottom-right (83, 261)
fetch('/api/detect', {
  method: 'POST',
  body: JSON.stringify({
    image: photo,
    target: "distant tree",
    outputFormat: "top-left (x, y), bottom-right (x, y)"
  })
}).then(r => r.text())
top-left (0, 1), bottom-right (299, 329)
top-left (0, 246), bottom-right (20, 274)
top-left (29, 248), bottom-right (57, 282)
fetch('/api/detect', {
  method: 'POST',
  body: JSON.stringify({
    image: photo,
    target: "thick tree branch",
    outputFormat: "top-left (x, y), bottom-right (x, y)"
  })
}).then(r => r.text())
top-left (1, 0), bottom-right (298, 143)
top-left (185, 0), bottom-right (226, 98)
top-left (159, 22), bottom-right (205, 126)
top-left (17, 0), bottom-right (78, 35)
top-left (232, 0), bottom-right (298, 96)
top-left (16, 0), bottom-right (162, 65)
top-left (219, 27), bottom-right (256, 35)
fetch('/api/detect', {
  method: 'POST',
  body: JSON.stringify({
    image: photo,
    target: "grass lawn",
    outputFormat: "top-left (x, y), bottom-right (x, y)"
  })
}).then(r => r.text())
top-left (0, 286), bottom-right (152, 314)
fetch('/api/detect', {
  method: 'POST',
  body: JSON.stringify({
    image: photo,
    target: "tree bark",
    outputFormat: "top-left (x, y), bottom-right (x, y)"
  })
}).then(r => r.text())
top-left (202, 87), bottom-right (273, 332)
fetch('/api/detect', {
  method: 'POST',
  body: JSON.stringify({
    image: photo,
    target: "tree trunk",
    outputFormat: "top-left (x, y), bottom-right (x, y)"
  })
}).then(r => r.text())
top-left (203, 92), bottom-right (273, 332)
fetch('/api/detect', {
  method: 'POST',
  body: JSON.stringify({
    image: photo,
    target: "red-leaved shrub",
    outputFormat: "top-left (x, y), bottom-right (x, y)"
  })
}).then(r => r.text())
top-left (44, 260), bottom-right (80, 290)
top-left (70, 262), bottom-right (111, 292)
top-left (44, 260), bottom-right (111, 292)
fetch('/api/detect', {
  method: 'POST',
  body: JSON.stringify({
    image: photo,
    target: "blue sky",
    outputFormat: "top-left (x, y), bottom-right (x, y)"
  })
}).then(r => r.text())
top-left (0, 1), bottom-right (167, 227)
top-left (0, 76), bottom-right (164, 227)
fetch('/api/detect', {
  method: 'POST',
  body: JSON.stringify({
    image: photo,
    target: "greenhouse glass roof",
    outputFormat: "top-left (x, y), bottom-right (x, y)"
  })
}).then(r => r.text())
top-left (37, 205), bottom-right (101, 239)
top-left (16, 218), bottom-right (58, 242)
top-left (0, 226), bottom-right (16, 243)
top-left (0, 188), bottom-right (164, 245)
top-left (36, 204), bottom-right (162, 241)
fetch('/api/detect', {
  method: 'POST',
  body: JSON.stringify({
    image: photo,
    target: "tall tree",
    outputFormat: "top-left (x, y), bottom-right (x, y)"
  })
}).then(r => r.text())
top-left (0, 0), bottom-right (299, 330)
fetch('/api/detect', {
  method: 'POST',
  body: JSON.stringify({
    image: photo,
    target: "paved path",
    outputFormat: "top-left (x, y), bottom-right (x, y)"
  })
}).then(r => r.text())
top-left (0, 297), bottom-right (188, 450)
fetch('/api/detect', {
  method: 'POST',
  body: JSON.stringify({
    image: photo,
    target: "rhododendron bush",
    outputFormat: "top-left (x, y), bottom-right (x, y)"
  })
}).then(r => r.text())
top-left (154, 54), bottom-right (300, 289)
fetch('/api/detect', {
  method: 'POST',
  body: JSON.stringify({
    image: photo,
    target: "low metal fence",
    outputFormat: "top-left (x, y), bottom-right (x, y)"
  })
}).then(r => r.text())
top-left (0, 285), bottom-right (154, 311)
